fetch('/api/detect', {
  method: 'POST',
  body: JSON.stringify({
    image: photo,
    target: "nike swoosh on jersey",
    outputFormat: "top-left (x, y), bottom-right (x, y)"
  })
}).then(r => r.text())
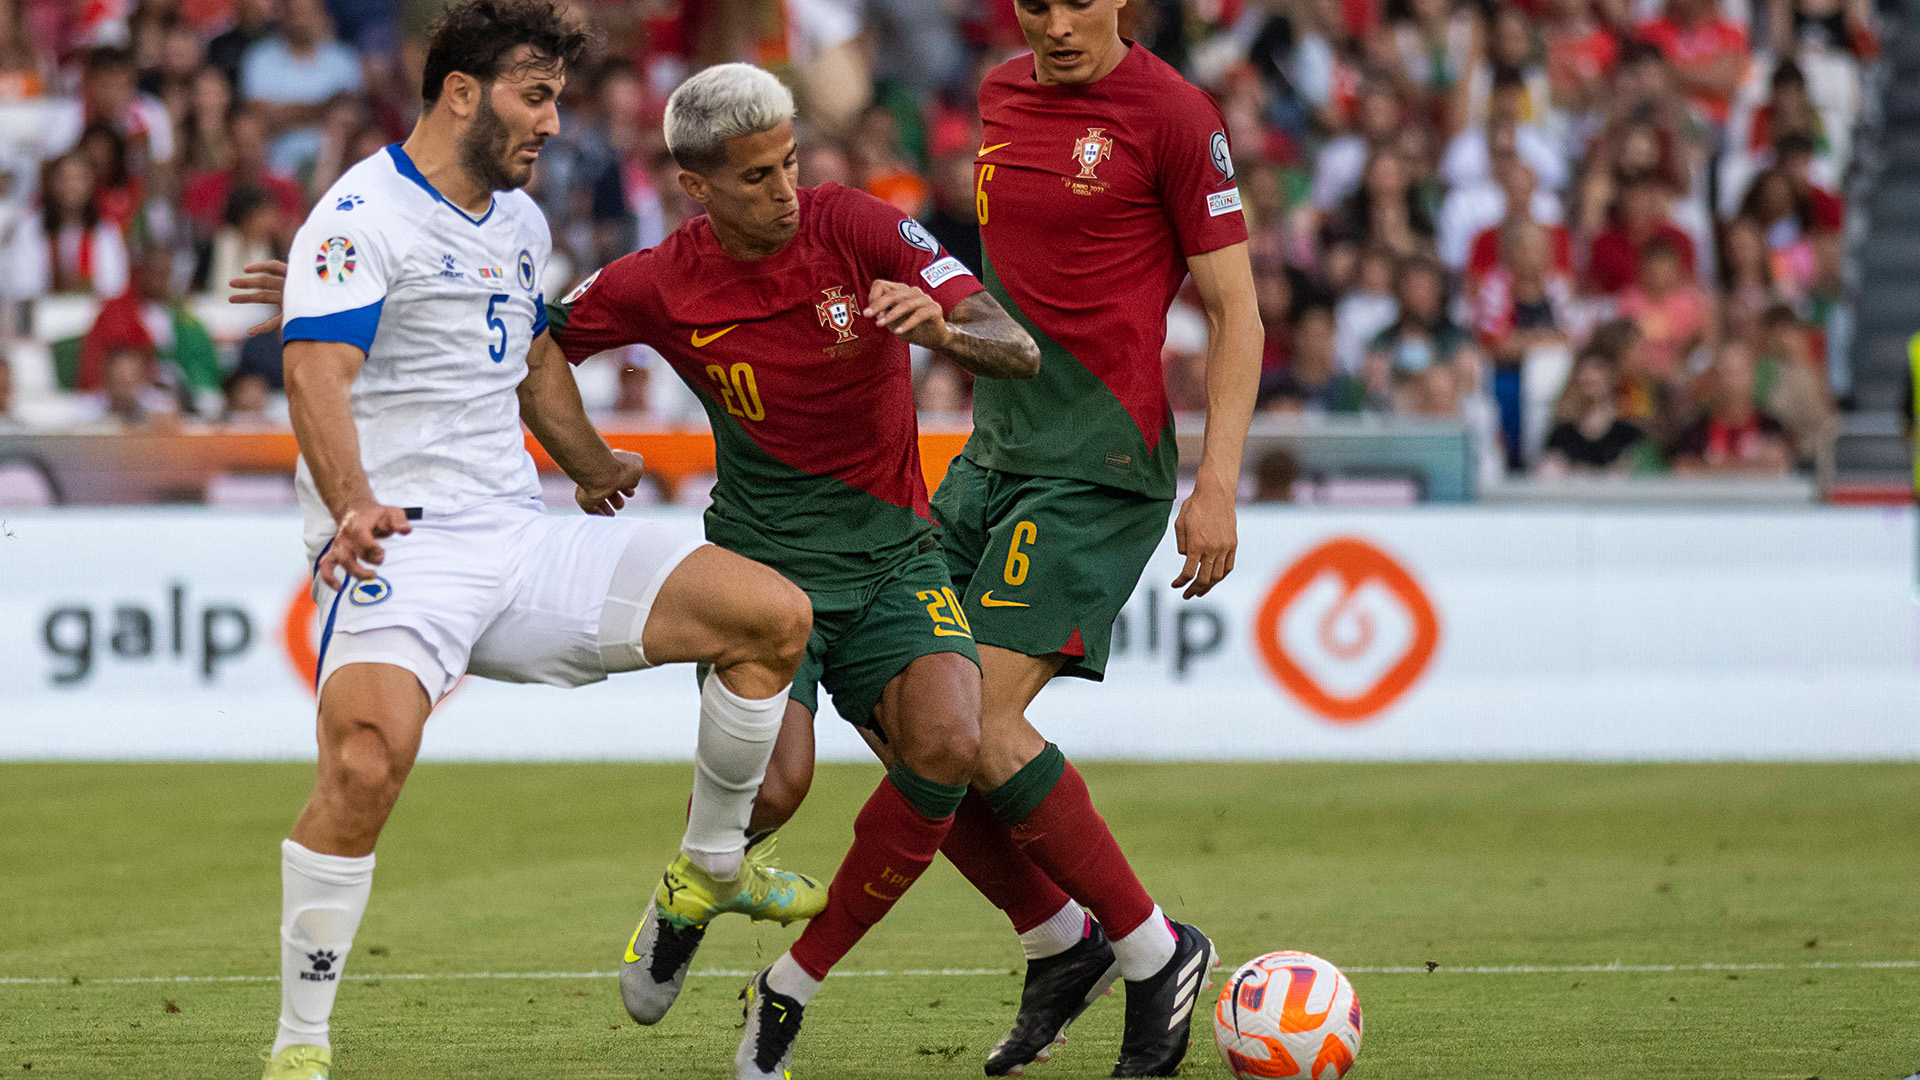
top-left (690, 325), bottom-right (739, 347)
top-left (978, 591), bottom-right (1029, 608)
top-left (977, 142), bottom-right (1012, 157)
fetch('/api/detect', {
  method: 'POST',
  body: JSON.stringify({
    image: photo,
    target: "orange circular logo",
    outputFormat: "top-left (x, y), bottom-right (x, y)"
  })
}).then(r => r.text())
top-left (1253, 537), bottom-right (1440, 724)
top-left (282, 579), bottom-right (321, 692)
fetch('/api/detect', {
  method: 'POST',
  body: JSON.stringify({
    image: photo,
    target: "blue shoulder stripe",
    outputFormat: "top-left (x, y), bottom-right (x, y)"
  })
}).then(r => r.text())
top-left (285, 298), bottom-right (385, 353)
top-left (531, 292), bottom-right (547, 338)
top-left (386, 143), bottom-right (494, 226)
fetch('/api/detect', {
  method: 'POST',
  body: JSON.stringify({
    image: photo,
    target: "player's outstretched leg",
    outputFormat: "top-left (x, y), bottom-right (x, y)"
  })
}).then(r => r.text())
top-left (972, 645), bottom-right (1214, 1079)
top-left (740, 652), bottom-right (980, 1079)
top-left (264, 662), bottom-right (430, 1079)
top-left (941, 790), bottom-right (1121, 1075)
top-left (610, 545), bottom-right (823, 1025)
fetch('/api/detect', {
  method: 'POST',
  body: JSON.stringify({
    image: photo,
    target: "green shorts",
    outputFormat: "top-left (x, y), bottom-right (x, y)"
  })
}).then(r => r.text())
top-left (931, 455), bottom-right (1172, 681)
top-left (788, 547), bottom-right (981, 730)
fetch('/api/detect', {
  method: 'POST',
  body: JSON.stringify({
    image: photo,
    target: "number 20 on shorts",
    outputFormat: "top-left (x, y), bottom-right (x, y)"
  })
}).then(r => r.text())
top-left (916, 587), bottom-right (973, 638)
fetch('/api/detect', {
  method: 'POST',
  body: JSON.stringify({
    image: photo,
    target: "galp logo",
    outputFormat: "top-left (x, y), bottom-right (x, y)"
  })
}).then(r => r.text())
top-left (1253, 537), bottom-right (1439, 724)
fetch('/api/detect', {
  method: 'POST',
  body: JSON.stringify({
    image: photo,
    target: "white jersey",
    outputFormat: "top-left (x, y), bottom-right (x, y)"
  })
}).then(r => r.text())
top-left (283, 144), bottom-right (549, 555)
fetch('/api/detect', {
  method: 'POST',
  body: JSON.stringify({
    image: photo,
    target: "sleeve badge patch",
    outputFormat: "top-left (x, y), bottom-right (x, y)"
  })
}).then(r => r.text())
top-left (920, 255), bottom-right (972, 290)
top-left (1209, 131), bottom-right (1235, 181)
top-left (898, 218), bottom-right (941, 254)
top-left (518, 250), bottom-right (536, 291)
top-left (315, 236), bottom-right (357, 284)
top-left (1207, 188), bottom-right (1243, 217)
top-left (561, 268), bottom-right (600, 305)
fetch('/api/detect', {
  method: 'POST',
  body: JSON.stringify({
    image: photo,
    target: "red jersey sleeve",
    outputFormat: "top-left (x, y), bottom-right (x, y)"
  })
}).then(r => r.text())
top-left (548, 253), bottom-right (660, 365)
top-left (828, 185), bottom-right (984, 313)
top-left (1155, 94), bottom-right (1250, 258)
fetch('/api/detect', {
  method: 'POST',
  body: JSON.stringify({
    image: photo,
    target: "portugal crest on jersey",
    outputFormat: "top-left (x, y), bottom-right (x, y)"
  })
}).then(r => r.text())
top-left (315, 236), bottom-right (357, 284)
top-left (1073, 128), bottom-right (1113, 179)
top-left (816, 286), bottom-right (858, 344)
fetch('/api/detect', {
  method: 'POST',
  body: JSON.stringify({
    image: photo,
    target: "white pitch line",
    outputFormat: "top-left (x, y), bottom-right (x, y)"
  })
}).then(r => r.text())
top-left (4, 960), bottom-right (1919, 987)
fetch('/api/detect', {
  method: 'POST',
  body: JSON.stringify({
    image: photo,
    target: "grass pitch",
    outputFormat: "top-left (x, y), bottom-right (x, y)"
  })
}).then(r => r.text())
top-left (3, 761), bottom-right (1918, 1079)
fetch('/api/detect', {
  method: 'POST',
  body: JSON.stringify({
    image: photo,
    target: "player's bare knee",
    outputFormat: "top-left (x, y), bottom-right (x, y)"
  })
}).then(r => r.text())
top-left (327, 721), bottom-right (407, 807)
top-left (901, 715), bottom-right (981, 788)
top-left (752, 581), bottom-right (812, 675)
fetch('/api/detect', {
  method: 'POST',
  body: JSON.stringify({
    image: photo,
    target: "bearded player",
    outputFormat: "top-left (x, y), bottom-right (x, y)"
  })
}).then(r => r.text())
top-left (926, 1), bottom-right (1265, 1075)
top-left (254, 11), bottom-right (826, 1079)
top-left (542, 65), bottom-right (1042, 1079)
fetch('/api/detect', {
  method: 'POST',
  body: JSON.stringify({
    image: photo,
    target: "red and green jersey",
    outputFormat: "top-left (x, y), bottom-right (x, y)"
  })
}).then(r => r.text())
top-left (970, 43), bottom-right (1248, 499)
top-left (547, 183), bottom-right (984, 588)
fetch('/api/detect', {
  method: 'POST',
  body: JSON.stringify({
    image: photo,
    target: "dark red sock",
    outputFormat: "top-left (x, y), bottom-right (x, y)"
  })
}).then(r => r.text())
top-left (1010, 762), bottom-right (1155, 940)
top-left (788, 777), bottom-right (953, 980)
top-left (941, 790), bottom-right (1073, 934)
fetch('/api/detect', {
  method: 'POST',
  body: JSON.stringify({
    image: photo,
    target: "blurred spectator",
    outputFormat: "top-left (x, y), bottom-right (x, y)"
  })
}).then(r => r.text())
top-left (1617, 237), bottom-right (1713, 381)
top-left (239, 0), bottom-right (361, 178)
top-left (181, 106), bottom-right (305, 249)
top-left (1446, 147), bottom-right (1566, 274)
top-left (204, 185), bottom-right (285, 295)
top-left (207, 0), bottom-right (281, 88)
top-left (177, 66), bottom-right (235, 174)
top-left (1754, 303), bottom-right (1834, 459)
top-left (81, 47), bottom-right (175, 182)
top-left (21, 151), bottom-right (132, 299)
top-left (1739, 166), bottom-right (1820, 300)
top-left (1388, 0), bottom-right (1477, 131)
top-left (1587, 173), bottom-right (1696, 294)
top-left (851, 103), bottom-right (927, 217)
top-left (1671, 342), bottom-right (1792, 473)
top-left (1544, 0), bottom-right (1619, 124)
top-left (233, 327), bottom-right (285, 389)
top-left (219, 366), bottom-right (283, 427)
top-left (1333, 149), bottom-right (1434, 258)
top-left (1473, 221), bottom-right (1571, 464)
top-left (0, 0), bottom-right (44, 101)
top-left (1334, 246), bottom-right (1399, 376)
top-left (78, 258), bottom-right (220, 405)
top-left (1539, 350), bottom-right (1648, 474)
top-left (1261, 302), bottom-right (1369, 414)
top-left (1311, 82), bottom-right (1402, 211)
top-left (1638, 0), bottom-right (1749, 132)
top-left (1251, 446), bottom-right (1300, 502)
top-left (1440, 70), bottom-right (1569, 195)
top-left (83, 345), bottom-right (180, 428)
top-left (1370, 256), bottom-right (1473, 389)
top-left (1718, 215), bottom-right (1776, 344)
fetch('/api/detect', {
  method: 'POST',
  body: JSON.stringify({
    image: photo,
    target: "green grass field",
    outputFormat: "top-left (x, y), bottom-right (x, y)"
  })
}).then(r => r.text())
top-left (4, 762), bottom-right (1919, 1079)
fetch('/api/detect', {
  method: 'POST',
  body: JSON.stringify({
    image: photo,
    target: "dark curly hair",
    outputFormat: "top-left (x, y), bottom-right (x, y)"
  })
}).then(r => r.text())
top-left (420, 0), bottom-right (593, 106)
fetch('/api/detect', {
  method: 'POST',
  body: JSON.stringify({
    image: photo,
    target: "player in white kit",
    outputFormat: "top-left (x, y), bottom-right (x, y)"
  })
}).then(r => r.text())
top-left (258, 3), bottom-right (822, 1077)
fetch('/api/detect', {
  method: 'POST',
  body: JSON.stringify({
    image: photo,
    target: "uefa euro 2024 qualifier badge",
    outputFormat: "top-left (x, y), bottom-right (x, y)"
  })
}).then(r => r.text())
top-left (317, 236), bottom-right (357, 284)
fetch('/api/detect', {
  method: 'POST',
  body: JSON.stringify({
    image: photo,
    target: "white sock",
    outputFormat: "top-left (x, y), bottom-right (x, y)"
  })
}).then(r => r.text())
top-left (1020, 900), bottom-right (1088, 961)
top-left (274, 839), bottom-right (375, 1054)
top-left (1111, 904), bottom-right (1177, 982)
top-left (681, 670), bottom-right (786, 882)
top-left (765, 951), bottom-right (823, 1005)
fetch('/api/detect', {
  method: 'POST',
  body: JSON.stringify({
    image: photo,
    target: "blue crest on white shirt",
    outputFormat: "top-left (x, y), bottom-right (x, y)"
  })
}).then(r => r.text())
top-left (517, 250), bottom-right (535, 291)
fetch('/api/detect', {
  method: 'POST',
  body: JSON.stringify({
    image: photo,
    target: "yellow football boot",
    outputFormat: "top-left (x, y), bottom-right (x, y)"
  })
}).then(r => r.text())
top-left (260, 1044), bottom-right (330, 1080)
top-left (621, 840), bottom-right (825, 1026)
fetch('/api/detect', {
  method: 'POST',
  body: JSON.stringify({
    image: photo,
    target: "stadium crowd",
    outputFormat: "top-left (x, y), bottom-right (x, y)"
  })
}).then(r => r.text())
top-left (0, 0), bottom-right (1874, 488)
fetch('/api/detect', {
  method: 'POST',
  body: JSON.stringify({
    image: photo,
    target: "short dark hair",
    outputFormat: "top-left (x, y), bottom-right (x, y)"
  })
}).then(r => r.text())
top-left (420, 0), bottom-right (592, 106)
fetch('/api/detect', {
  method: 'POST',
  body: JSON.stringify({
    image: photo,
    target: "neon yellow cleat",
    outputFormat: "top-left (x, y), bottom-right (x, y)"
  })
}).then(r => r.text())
top-left (260, 1044), bottom-right (330, 1080)
top-left (656, 840), bottom-right (827, 930)
top-left (621, 840), bottom-right (826, 1026)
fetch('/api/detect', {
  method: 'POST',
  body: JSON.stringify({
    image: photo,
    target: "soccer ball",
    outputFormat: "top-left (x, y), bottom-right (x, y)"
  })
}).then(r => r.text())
top-left (1212, 951), bottom-right (1361, 1079)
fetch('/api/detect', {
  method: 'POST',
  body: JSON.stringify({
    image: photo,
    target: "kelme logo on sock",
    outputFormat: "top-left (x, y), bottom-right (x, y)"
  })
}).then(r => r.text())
top-left (302, 950), bottom-right (339, 982)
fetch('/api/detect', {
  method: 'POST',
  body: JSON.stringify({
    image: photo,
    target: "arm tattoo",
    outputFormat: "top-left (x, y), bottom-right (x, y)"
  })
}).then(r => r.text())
top-left (937, 292), bottom-right (1042, 380)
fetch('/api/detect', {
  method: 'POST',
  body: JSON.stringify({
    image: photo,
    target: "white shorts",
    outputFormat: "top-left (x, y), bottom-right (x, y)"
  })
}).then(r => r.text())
top-left (313, 501), bottom-right (704, 703)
